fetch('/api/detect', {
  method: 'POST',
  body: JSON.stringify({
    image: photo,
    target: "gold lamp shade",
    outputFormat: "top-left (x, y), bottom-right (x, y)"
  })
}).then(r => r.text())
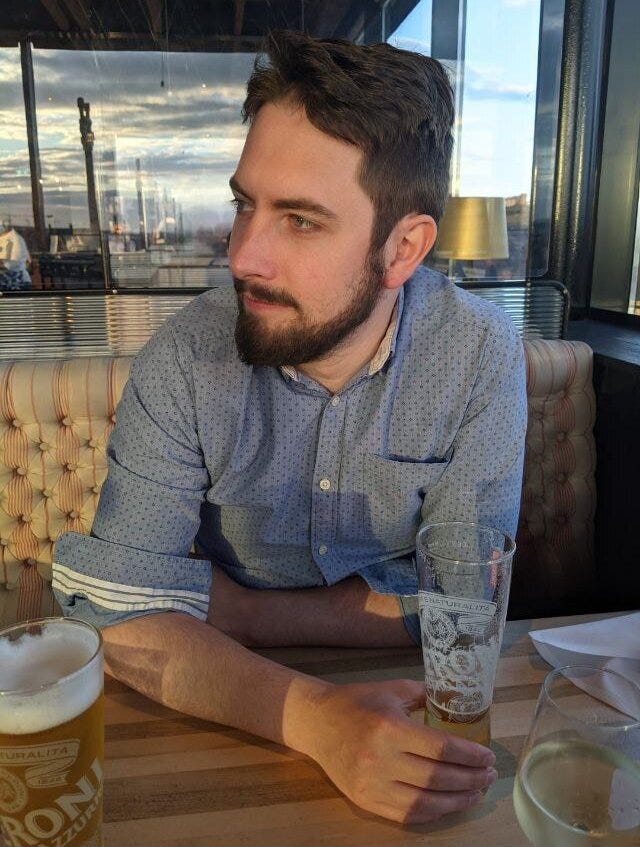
top-left (434, 196), bottom-right (509, 260)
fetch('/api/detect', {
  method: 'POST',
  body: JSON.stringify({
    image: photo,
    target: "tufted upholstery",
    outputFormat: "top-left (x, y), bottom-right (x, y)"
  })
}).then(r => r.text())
top-left (511, 339), bottom-right (597, 617)
top-left (0, 340), bottom-right (597, 627)
top-left (0, 358), bottom-right (132, 625)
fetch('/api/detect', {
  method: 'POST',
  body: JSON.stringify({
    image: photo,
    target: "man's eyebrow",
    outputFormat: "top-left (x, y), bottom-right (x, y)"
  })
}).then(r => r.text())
top-left (229, 176), bottom-right (338, 221)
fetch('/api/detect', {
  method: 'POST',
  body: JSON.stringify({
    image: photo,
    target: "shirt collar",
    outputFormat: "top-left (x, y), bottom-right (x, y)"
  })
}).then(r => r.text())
top-left (280, 287), bottom-right (405, 383)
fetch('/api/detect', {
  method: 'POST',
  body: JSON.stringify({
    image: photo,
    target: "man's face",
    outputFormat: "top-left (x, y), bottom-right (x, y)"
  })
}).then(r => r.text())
top-left (228, 101), bottom-right (385, 367)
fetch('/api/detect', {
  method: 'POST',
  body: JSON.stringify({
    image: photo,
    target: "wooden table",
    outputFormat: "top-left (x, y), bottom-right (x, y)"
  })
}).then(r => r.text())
top-left (102, 613), bottom-right (607, 847)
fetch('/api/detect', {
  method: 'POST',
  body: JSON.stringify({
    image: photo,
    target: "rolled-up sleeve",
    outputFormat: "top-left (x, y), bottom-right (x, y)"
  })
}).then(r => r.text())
top-left (53, 321), bottom-right (212, 629)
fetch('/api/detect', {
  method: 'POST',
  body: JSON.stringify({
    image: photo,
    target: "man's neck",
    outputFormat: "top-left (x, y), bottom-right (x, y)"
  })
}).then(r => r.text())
top-left (296, 289), bottom-right (400, 394)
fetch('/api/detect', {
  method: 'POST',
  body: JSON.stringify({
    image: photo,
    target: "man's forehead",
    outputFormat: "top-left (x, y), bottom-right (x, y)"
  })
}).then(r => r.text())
top-left (234, 103), bottom-right (371, 213)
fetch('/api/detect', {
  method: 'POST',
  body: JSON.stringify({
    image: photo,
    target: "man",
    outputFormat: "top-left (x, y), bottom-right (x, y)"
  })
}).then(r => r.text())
top-left (53, 30), bottom-right (526, 825)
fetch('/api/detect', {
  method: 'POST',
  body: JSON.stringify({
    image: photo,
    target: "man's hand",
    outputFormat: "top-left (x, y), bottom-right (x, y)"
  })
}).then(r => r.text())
top-left (298, 678), bottom-right (497, 825)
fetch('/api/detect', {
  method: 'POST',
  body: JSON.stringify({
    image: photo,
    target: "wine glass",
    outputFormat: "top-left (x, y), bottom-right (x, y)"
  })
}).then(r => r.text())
top-left (513, 665), bottom-right (640, 846)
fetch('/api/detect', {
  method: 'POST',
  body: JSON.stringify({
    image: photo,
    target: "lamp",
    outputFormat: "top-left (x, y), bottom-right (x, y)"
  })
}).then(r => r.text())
top-left (434, 196), bottom-right (509, 280)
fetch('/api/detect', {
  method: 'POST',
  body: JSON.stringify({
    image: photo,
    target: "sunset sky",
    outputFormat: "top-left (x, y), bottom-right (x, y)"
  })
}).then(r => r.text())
top-left (0, 0), bottom-right (541, 236)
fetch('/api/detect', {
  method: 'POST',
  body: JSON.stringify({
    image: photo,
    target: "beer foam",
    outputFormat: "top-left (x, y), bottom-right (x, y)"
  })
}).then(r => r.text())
top-left (0, 620), bottom-right (103, 734)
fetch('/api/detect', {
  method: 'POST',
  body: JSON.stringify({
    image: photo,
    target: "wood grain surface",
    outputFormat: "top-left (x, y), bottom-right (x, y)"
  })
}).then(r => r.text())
top-left (101, 614), bottom-right (608, 847)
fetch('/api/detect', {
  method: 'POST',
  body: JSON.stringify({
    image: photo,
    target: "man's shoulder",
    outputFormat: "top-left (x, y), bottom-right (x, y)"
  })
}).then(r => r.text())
top-left (168, 285), bottom-right (238, 352)
top-left (141, 285), bottom-right (239, 363)
top-left (406, 267), bottom-right (520, 345)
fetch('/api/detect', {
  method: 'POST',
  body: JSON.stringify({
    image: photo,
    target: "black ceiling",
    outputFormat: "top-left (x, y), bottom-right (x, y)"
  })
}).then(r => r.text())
top-left (2, 0), bottom-right (391, 51)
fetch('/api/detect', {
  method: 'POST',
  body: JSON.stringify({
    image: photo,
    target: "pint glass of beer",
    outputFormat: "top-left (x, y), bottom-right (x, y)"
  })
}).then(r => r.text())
top-left (0, 618), bottom-right (104, 847)
top-left (416, 522), bottom-right (514, 747)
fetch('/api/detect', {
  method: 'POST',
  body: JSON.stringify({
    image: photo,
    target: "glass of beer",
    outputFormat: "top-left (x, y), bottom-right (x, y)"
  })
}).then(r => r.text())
top-left (416, 521), bottom-right (515, 746)
top-left (0, 617), bottom-right (104, 847)
top-left (513, 665), bottom-right (640, 846)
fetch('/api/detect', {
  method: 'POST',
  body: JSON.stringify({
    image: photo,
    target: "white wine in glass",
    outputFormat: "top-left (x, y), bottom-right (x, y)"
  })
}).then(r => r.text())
top-left (513, 665), bottom-right (640, 847)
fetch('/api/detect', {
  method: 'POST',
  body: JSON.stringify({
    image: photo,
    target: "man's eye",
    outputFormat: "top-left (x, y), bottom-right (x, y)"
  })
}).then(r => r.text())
top-left (291, 215), bottom-right (316, 231)
top-left (230, 197), bottom-right (248, 213)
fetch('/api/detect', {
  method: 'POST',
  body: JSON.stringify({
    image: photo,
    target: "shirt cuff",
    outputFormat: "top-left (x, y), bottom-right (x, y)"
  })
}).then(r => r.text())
top-left (53, 532), bottom-right (212, 629)
top-left (397, 594), bottom-right (421, 646)
top-left (357, 556), bottom-right (421, 646)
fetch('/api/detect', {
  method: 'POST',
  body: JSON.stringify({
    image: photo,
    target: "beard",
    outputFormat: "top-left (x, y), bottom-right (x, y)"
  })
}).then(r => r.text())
top-left (233, 248), bottom-right (386, 367)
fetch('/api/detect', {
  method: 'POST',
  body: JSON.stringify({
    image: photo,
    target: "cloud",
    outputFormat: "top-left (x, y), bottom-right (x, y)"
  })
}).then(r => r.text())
top-left (1, 45), bottom-right (257, 228)
top-left (463, 64), bottom-right (535, 101)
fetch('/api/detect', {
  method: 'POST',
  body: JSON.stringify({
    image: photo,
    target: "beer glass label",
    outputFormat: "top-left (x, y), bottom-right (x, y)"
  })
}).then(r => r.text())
top-left (0, 740), bottom-right (80, 788)
top-left (418, 590), bottom-right (501, 718)
top-left (421, 592), bottom-right (497, 619)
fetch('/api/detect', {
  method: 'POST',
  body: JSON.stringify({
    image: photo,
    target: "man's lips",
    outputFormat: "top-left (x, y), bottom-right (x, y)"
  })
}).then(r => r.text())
top-left (242, 293), bottom-right (291, 311)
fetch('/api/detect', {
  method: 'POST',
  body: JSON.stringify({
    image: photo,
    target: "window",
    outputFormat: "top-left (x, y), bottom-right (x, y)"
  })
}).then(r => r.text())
top-left (390, 0), bottom-right (548, 282)
top-left (589, 0), bottom-right (640, 316)
top-left (0, 46), bottom-right (34, 273)
top-left (0, 0), bottom-right (567, 356)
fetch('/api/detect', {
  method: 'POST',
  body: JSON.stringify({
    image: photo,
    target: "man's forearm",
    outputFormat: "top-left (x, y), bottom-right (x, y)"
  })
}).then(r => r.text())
top-left (103, 610), bottom-right (495, 827)
top-left (102, 611), bottom-right (328, 755)
top-left (212, 570), bottom-right (414, 648)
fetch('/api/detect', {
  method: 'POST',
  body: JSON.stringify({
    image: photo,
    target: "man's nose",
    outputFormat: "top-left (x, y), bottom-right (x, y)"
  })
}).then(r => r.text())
top-left (228, 216), bottom-right (277, 281)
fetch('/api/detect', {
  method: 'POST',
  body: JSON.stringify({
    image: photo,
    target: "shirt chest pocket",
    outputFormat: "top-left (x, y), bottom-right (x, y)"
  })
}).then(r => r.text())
top-left (359, 454), bottom-right (450, 552)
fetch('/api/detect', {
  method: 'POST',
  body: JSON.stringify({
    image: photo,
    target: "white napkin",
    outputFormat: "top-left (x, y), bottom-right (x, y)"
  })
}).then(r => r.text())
top-left (529, 612), bottom-right (640, 720)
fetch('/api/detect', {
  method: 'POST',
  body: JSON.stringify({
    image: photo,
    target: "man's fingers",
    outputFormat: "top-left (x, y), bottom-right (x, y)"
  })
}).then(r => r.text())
top-left (411, 725), bottom-right (496, 768)
top-left (380, 782), bottom-right (484, 825)
top-left (399, 753), bottom-right (497, 793)
top-left (394, 679), bottom-right (427, 711)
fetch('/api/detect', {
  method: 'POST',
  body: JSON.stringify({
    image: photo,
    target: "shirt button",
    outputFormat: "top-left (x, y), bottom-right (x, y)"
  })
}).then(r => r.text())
top-left (318, 545), bottom-right (328, 556)
top-left (330, 396), bottom-right (340, 407)
top-left (319, 478), bottom-right (331, 491)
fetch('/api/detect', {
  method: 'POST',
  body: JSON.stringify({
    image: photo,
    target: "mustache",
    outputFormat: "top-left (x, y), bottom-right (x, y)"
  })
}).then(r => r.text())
top-left (233, 278), bottom-right (298, 309)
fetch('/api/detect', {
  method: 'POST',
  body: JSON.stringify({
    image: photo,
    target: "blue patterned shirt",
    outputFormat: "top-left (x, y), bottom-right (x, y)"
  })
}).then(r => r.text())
top-left (53, 268), bottom-right (527, 643)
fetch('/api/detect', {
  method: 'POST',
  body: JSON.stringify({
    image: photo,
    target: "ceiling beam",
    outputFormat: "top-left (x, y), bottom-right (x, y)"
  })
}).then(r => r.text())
top-left (144, 0), bottom-right (163, 37)
top-left (59, 0), bottom-right (94, 31)
top-left (39, 0), bottom-right (70, 30)
top-left (234, 0), bottom-right (246, 37)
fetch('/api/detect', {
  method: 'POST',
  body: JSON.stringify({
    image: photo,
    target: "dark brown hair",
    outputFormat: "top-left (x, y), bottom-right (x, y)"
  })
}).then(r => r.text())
top-left (243, 30), bottom-right (454, 249)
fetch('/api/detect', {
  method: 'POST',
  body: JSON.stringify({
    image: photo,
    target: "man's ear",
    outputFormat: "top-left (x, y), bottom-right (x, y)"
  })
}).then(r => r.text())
top-left (382, 214), bottom-right (438, 290)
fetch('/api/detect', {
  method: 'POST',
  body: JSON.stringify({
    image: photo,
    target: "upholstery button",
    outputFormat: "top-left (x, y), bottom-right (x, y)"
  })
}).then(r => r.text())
top-left (318, 544), bottom-right (328, 555)
top-left (556, 472), bottom-right (566, 483)
top-left (42, 489), bottom-right (53, 498)
top-left (16, 467), bottom-right (27, 476)
top-left (24, 558), bottom-right (36, 567)
top-left (319, 478), bottom-right (331, 491)
top-left (68, 510), bottom-right (79, 519)
top-left (11, 419), bottom-right (22, 428)
top-left (110, 414), bottom-right (116, 424)
top-left (20, 514), bottom-right (32, 523)
top-left (91, 485), bottom-right (101, 494)
top-left (62, 416), bottom-right (72, 426)
top-left (556, 431), bottom-right (566, 442)
top-left (66, 462), bottom-right (78, 471)
top-left (535, 495), bottom-right (544, 505)
top-left (0, 538), bottom-right (8, 546)
top-left (87, 439), bottom-right (98, 448)
top-left (39, 442), bottom-right (50, 451)
top-left (557, 514), bottom-right (567, 524)
top-left (330, 396), bottom-right (340, 407)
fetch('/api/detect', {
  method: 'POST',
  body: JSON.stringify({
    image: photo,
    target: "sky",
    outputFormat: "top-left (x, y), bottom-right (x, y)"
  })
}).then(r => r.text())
top-left (390, 0), bottom-right (541, 198)
top-left (0, 0), bottom-right (541, 234)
